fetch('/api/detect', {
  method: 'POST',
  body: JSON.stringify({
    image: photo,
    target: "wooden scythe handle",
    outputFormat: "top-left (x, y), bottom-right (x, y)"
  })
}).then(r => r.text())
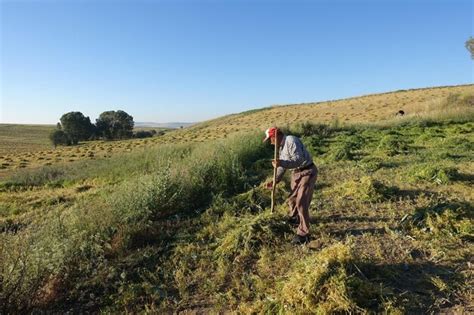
top-left (271, 130), bottom-right (279, 213)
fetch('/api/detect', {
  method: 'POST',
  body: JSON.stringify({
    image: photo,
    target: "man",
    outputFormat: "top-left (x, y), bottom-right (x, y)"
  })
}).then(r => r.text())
top-left (264, 127), bottom-right (318, 244)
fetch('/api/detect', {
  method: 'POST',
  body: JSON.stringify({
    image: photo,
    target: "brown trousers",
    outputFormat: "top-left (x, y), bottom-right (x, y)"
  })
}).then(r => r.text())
top-left (288, 165), bottom-right (317, 236)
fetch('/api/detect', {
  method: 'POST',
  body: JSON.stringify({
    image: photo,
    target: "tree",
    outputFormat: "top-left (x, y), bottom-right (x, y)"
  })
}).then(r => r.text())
top-left (465, 36), bottom-right (474, 59)
top-left (59, 111), bottom-right (94, 144)
top-left (96, 110), bottom-right (134, 140)
top-left (49, 129), bottom-right (71, 147)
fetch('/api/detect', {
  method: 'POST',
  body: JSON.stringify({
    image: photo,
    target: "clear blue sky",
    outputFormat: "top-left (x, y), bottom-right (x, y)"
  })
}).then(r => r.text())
top-left (1, 0), bottom-right (473, 124)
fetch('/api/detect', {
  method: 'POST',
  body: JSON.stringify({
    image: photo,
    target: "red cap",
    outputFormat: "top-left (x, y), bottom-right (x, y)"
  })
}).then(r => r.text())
top-left (263, 127), bottom-right (278, 142)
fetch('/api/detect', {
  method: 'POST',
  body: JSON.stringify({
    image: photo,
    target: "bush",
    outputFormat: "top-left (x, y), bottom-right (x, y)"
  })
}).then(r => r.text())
top-left (325, 133), bottom-right (365, 161)
top-left (49, 129), bottom-right (72, 147)
top-left (133, 130), bottom-right (154, 138)
top-left (302, 135), bottom-right (326, 155)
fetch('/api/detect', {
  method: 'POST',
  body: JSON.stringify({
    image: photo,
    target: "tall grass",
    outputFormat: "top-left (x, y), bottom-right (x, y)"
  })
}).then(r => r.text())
top-left (0, 132), bottom-right (271, 313)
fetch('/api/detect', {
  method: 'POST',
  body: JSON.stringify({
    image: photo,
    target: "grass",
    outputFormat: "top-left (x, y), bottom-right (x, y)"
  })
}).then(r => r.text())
top-left (0, 124), bottom-right (55, 155)
top-left (1, 85), bottom-right (472, 177)
top-left (0, 85), bottom-right (473, 313)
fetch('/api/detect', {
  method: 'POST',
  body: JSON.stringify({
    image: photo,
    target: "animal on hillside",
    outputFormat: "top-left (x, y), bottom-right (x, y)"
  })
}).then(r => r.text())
top-left (396, 110), bottom-right (405, 116)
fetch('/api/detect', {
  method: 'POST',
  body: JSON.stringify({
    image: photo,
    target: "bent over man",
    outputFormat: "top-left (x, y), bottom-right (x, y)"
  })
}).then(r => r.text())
top-left (264, 127), bottom-right (318, 244)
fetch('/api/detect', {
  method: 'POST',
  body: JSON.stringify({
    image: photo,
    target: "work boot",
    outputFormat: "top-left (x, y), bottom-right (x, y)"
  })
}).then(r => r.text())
top-left (291, 234), bottom-right (309, 245)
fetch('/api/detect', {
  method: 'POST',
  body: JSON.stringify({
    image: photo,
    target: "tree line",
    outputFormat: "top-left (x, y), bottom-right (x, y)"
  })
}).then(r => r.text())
top-left (50, 110), bottom-right (160, 147)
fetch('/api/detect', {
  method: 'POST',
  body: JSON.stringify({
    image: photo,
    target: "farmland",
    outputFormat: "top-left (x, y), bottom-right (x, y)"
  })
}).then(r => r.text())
top-left (0, 85), bottom-right (473, 313)
top-left (1, 84), bottom-right (472, 178)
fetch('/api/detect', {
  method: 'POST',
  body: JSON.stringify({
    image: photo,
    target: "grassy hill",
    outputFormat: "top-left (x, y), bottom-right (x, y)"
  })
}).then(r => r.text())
top-left (0, 85), bottom-right (473, 313)
top-left (0, 85), bottom-right (472, 177)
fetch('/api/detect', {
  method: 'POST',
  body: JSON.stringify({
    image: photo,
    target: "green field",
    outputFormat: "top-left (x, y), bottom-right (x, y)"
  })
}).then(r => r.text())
top-left (1, 87), bottom-right (473, 313)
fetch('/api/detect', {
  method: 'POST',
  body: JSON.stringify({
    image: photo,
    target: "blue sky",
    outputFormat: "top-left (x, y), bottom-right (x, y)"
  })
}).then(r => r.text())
top-left (1, 0), bottom-right (473, 124)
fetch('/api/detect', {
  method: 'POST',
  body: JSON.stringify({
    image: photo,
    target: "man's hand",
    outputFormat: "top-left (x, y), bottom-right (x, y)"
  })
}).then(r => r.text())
top-left (265, 181), bottom-right (273, 190)
top-left (272, 159), bottom-right (279, 168)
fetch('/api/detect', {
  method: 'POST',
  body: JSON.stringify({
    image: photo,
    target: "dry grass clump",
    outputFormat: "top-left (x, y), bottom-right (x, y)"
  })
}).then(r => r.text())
top-left (378, 134), bottom-right (410, 156)
top-left (332, 176), bottom-right (396, 203)
top-left (407, 201), bottom-right (473, 239)
top-left (326, 142), bottom-right (354, 161)
top-left (409, 164), bottom-right (459, 184)
top-left (280, 243), bottom-right (356, 312)
top-left (278, 242), bottom-right (395, 313)
top-left (214, 212), bottom-right (291, 264)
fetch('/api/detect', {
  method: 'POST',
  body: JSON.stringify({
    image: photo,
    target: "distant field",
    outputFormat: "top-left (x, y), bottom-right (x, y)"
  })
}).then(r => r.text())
top-left (0, 124), bottom-right (55, 155)
top-left (0, 84), bottom-right (472, 177)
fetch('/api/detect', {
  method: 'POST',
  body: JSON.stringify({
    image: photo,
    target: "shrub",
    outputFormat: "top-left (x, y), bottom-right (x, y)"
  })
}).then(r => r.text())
top-left (0, 216), bottom-right (71, 313)
top-left (302, 135), bottom-right (326, 155)
top-left (133, 130), bottom-right (154, 138)
top-left (49, 129), bottom-right (72, 147)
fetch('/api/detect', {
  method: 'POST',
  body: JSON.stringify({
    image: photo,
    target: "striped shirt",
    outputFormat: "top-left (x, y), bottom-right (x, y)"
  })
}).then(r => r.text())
top-left (276, 135), bottom-right (313, 182)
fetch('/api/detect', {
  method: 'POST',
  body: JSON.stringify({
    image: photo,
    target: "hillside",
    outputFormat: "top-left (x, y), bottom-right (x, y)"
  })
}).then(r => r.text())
top-left (1, 85), bottom-right (473, 313)
top-left (0, 84), bottom-right (472, 178)
top-left (174, 84), bottom-right (474, 139)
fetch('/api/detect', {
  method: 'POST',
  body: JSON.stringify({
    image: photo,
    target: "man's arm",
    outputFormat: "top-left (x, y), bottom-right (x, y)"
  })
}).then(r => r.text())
top-left (275, 166), bottom-right (286, 183)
